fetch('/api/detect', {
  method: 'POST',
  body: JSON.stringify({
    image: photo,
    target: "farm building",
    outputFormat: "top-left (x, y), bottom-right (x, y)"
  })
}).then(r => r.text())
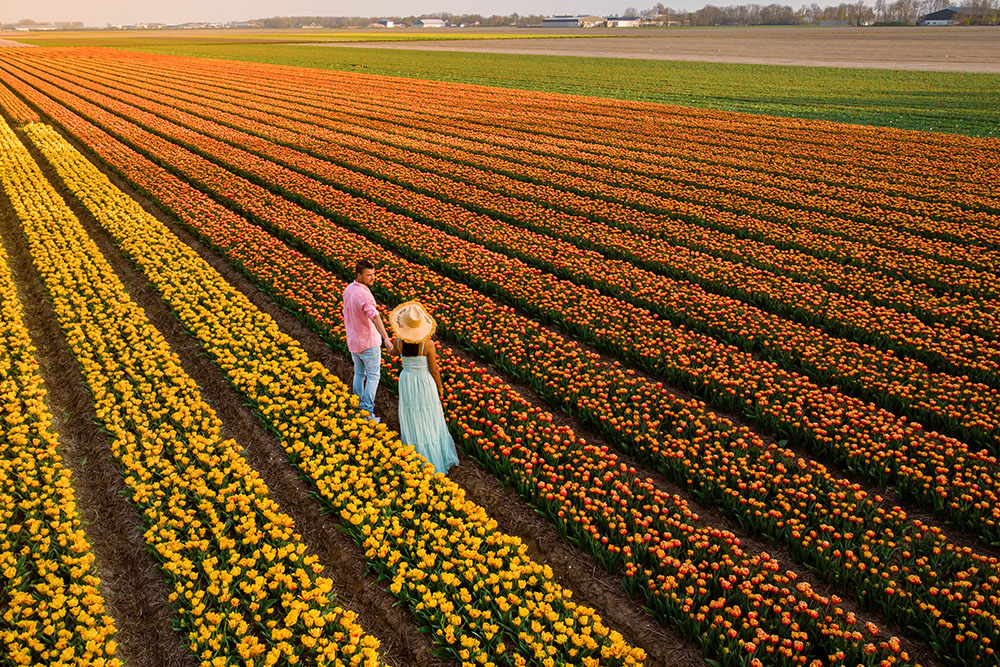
top-left (378, 19), bottom-right (398, 27)
top-left (605, 16), bottom-right (641, 27)
top-left (542, 15), bottom-right (583, 27)
top-left (542, 15), bottom-right (607, 27)
top-left (414, 18), bottom-right (446, 27)
top-left (917, 6), bottom-right (994, 24)
top-left (919, 7), bottom-right (963, 24)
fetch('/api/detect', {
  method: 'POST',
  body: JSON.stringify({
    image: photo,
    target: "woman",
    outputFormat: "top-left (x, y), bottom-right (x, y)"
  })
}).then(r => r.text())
top-left (388, 301), bottom-right (459, 475)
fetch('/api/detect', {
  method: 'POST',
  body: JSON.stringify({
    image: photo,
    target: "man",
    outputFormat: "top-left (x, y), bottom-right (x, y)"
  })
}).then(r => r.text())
top-left (343, 260), bottom-right (393, 422)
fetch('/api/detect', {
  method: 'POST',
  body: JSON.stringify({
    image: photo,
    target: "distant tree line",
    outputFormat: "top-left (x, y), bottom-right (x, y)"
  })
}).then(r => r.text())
top-left (251, 14), bottom-right (548, 28)
top-left (641, 0), bottom-right (1000, 25)
top-left (248, 1), bottom-right (1000, 28)
top-left (3, 18), bottom-right (85, 28)
top-left (6, 1), bottom-right (998, 31)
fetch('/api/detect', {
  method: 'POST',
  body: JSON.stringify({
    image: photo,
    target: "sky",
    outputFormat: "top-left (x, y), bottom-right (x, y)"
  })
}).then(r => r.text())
top-left (2, 0), bottom-right (809, 27)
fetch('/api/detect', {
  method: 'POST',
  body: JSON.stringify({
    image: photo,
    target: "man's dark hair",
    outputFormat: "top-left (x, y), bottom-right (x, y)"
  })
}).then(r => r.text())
top-left (355, 259), bottom-right (374, 275)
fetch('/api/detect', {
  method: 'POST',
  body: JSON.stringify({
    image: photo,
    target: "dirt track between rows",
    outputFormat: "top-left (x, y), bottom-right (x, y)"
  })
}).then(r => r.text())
top-left (320, 26), bottom-right (1000, 73)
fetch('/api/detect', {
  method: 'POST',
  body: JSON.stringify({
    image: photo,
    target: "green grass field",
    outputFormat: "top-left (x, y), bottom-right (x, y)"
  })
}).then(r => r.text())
top-left (122, 42), bottom-right (1000, 137)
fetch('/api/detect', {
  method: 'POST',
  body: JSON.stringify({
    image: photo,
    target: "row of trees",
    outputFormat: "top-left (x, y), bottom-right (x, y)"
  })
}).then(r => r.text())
top-left (7, 0), bottom-right (999, 30)
top-left (248, 1), bottom-right (1000, 28)
top-left (643, 0), bottom-right (1000, 25)
top-left (2, 18), bottom-right (85, 28)
top-left (252, 14), bottom-right (548, 28)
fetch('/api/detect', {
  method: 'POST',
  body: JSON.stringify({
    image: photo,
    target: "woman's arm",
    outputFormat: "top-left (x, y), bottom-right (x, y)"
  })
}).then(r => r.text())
top-left (424, 339), bottom-right (445, 397)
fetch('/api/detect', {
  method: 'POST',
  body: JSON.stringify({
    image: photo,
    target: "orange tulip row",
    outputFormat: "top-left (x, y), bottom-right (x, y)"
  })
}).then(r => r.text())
top-left (5, 59), bottom-right (995, 667)
top-left (272, 66), bottom-right (1000, 211)
top-left (0, 76), bottom-right (37, 124)
top-left (37, 58), bottom-right (1000, 456)
top-left (88, 52), bottom-right (1000, 280)
top-left (23, 59), bottom-right (1000, 548)
top-left (7, 71), bottom-right (926, 667)
top-left (75, 56), bottom-right (1000, 254)
top-left (290, 116), bottom-right (999, 275)
top-left (11, 53), bottom-right (990, 408)
top-left (78, 54), bottom-right (1000, 310)
top-left (331, 110), bottom-right (1000, 238)
top-left (273, 93), bottom-right (1000, 285)
top-left (48, 54), bottom-right (1000, 368)
top-left (111, 49), bottom-right (1000, 204)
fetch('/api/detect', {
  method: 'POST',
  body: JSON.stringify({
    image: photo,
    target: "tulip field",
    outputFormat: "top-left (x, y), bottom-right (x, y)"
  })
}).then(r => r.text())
top-left (0, 46), bottom-right (999, 667)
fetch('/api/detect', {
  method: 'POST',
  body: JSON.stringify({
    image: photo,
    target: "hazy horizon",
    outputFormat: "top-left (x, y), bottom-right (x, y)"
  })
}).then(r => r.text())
top-left (2, 0), bottom-right (873, 28)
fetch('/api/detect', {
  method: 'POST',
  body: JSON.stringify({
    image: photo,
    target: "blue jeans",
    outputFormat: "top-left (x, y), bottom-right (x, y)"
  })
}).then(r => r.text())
top-left (351, 345), bottom-right (382, 418)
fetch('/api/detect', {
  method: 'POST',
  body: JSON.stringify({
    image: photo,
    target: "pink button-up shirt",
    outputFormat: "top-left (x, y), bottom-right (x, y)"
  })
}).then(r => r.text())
top-left (343, 280), bottom-right (381, 354)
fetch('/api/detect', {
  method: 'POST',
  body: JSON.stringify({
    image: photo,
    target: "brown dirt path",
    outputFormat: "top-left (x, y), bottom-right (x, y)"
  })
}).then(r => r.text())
top-left (319, 26), bottom-right (1000, 73)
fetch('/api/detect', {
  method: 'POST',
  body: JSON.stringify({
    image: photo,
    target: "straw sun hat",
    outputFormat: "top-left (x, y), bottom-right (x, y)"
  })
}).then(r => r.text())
top-left (389, 300), bottom-right (436, 343)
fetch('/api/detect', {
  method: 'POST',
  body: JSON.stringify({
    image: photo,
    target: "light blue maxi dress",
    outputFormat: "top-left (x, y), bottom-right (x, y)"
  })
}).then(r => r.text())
top-left (398, 345), bottom-right (459, 475)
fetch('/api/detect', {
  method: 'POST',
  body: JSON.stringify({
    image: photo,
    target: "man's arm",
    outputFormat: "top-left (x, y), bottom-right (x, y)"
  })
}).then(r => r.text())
top-left (386, 336), bottom-right (402, 357)
top-left (371, 311), bottom-right (393, 350)
top-left (362, 297), bottom-right (393, 350)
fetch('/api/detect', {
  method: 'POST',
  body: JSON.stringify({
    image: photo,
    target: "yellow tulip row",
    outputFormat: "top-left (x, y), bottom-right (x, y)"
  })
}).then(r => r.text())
top-left (0, 114), bottom-right (382, 667)
top-left (22, 119), bottom-right (646, 667)
top-left (0, 218), bottom-right (120, 666)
